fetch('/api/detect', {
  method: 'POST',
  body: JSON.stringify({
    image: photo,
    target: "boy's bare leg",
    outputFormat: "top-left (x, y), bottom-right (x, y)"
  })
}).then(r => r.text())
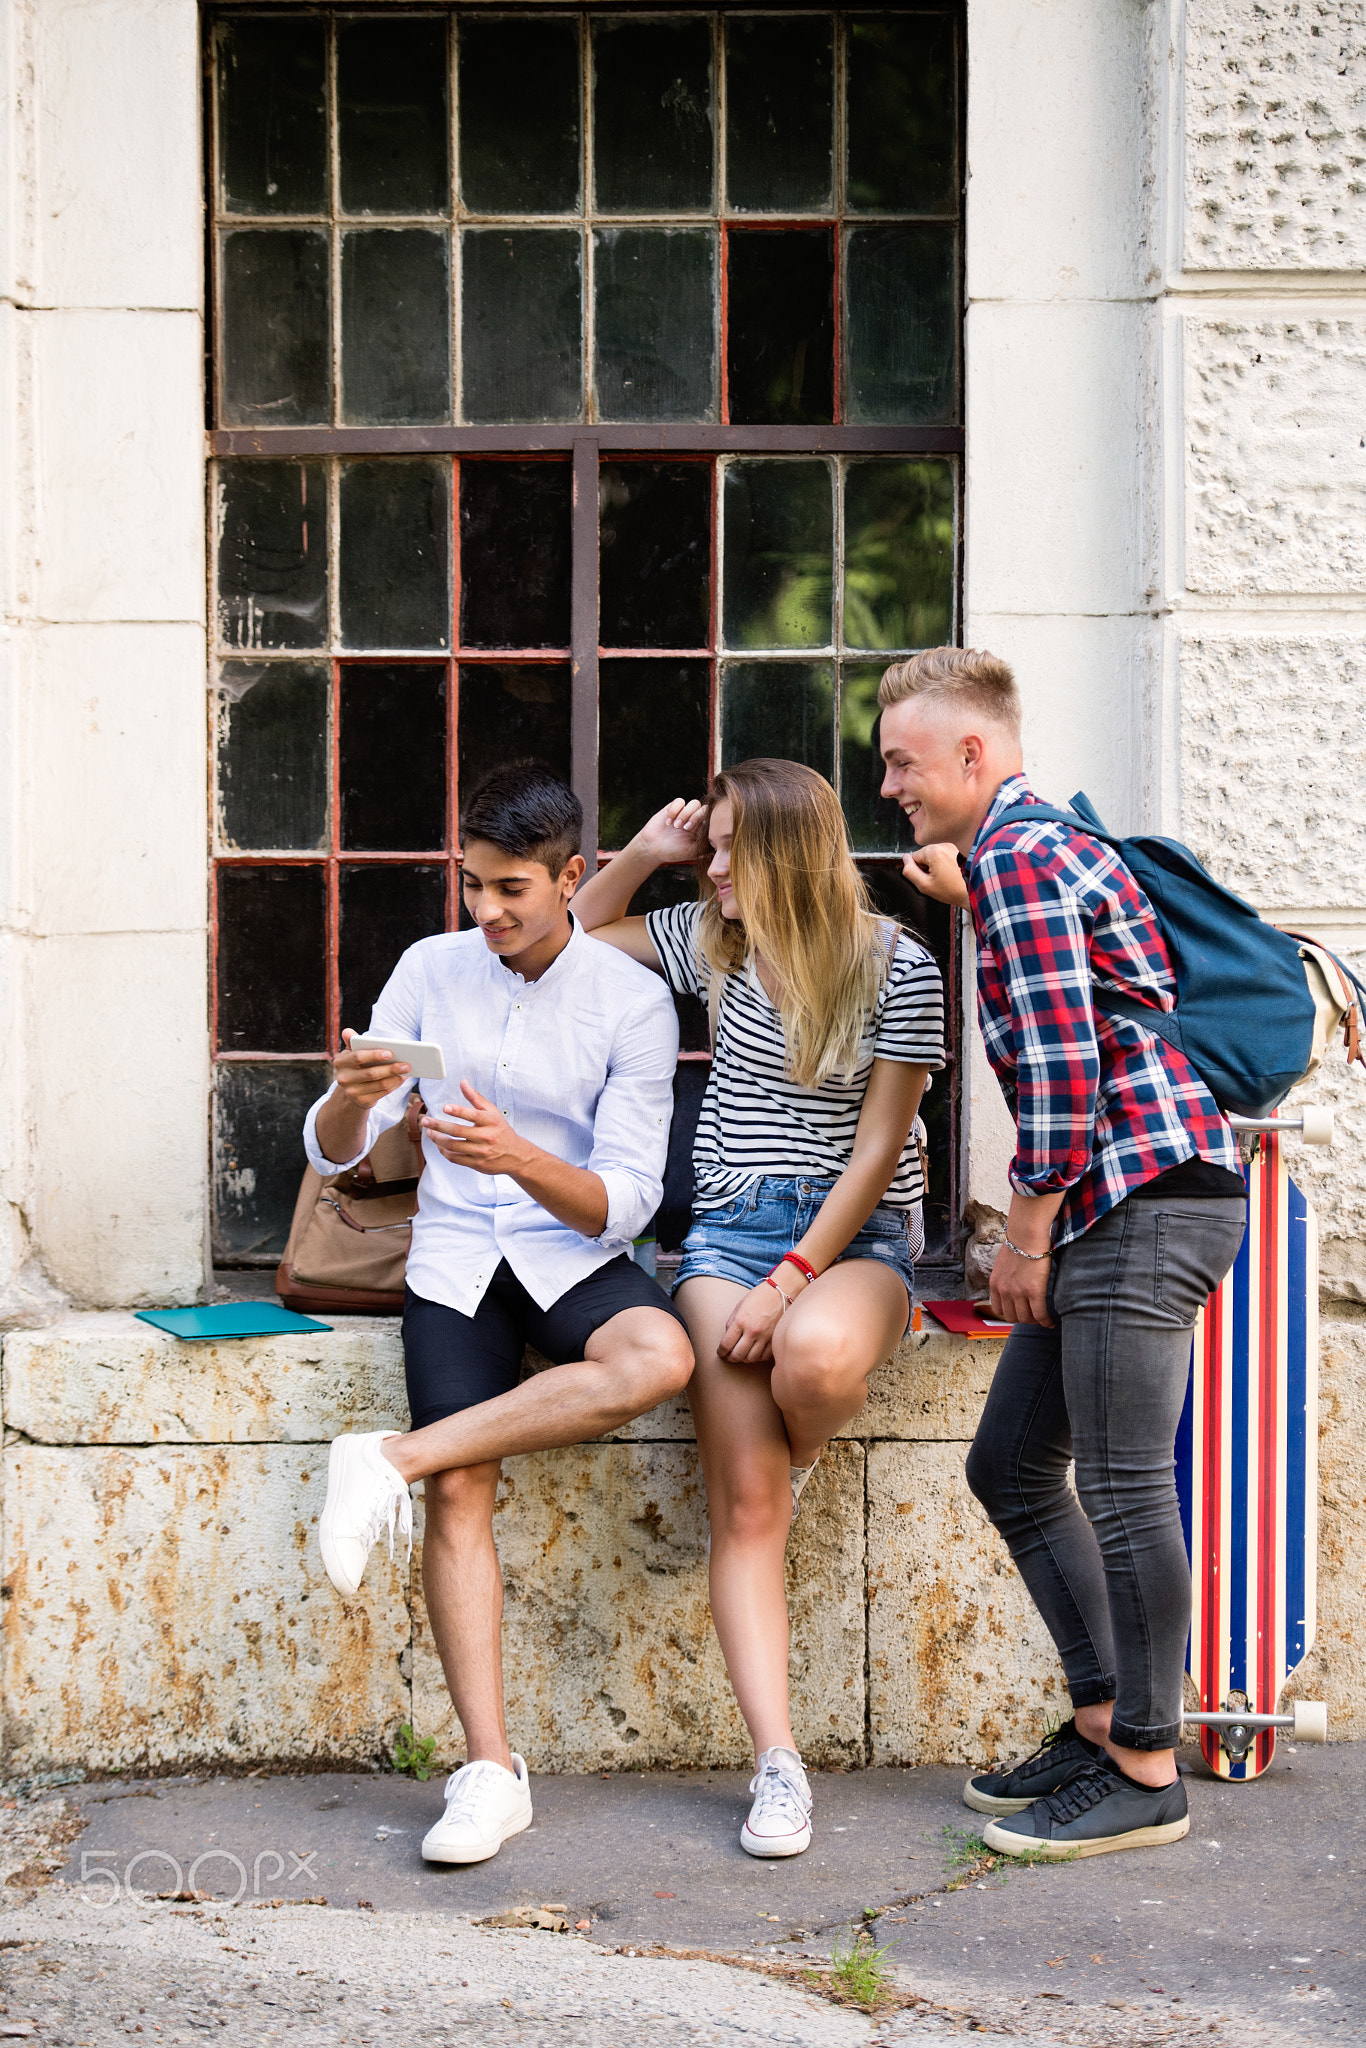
top-left (382, 1306), bottom-right (693, 1485)
top-left (420, 1461), bottom-right (512, 1770)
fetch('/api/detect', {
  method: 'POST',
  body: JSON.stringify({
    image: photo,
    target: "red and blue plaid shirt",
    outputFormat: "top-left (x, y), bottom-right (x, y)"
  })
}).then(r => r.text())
top-left (968, 775), bottom-right (1239, 1247)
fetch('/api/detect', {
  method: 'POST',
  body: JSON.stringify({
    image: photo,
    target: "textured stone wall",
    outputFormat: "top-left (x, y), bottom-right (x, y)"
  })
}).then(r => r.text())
top-left (0, 1318), bottom-right (1049, 1777)
top-left (1184, 0), bottom-right (1366, 271)
top-left (3, 1314), bottom-right (1362, 1777)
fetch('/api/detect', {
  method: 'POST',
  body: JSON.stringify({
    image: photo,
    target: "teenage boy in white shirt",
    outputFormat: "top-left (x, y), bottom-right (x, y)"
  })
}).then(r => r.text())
top-left (306, 764), bottom-right (693, 1865)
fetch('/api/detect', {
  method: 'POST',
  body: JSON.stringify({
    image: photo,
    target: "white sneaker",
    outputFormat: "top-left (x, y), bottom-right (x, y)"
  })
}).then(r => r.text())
top-left (740, 1746), bottom-right (812, 1858)
top-left (790, 1452), bottom-right (821, 1521)
top-left (318, 1431), bottom-right (413, 1597)
top-left (421, 1755), bottom-right (533, 1865)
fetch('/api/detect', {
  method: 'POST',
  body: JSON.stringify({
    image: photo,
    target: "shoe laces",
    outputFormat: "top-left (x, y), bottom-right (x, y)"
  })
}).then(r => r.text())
top-left (1012, 1717), bottom-right (1080, 1773)
top-left (747, 1749), bottom-right (811, 1829)
top-left (441, 1759), bottom-right (513, 1824)
top-left (361, 1456), bottom-right (413, 1562)
top-left (1037, 1760), bottom-right (1119, 1824)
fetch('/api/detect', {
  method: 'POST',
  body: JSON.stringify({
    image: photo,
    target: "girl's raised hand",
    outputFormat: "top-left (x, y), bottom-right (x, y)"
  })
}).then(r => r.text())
top-left (634, 797), bottom-right (707, 866)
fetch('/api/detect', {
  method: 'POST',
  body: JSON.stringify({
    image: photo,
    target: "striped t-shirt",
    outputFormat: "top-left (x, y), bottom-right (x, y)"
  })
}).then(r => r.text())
top-left (645, 900), bottom-right (946, 1213)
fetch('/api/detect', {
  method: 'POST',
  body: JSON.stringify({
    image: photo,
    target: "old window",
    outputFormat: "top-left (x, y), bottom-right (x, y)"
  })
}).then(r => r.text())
top-left (208, 7), bottom-right (963, 1265)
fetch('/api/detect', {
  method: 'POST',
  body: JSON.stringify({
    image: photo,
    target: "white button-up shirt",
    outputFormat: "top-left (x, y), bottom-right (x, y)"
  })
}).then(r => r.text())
top-left (303, 920), bottom-right (679, 1317)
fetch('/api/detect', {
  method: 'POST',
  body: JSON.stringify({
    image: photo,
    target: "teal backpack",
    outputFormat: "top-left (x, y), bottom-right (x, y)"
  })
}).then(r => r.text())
top-left (979, 792), bottom-right (1365, 1119)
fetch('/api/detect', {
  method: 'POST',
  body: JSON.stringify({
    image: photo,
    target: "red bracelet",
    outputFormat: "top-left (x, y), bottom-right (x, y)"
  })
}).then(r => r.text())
top-left (777, 1252), bottom-right (819, 1287)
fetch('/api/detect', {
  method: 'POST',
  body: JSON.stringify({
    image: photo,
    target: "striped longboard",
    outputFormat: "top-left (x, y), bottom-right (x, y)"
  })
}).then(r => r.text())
top-left (1175, 1132), bottom-right (1318, 1779)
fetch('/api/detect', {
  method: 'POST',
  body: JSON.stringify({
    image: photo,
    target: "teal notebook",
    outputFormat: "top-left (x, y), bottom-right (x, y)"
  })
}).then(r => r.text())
top-left (135, 1304), bottom-right (332, 1341)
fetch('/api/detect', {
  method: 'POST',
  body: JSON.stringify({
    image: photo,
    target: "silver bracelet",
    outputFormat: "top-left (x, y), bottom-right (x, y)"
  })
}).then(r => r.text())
top-left (1003, 1236), bottom-right (1051, 1261)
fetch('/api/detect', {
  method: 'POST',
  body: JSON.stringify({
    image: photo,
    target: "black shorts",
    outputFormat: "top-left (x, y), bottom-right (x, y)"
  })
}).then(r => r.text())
top-left (402, 1256), bottom-right (690, 1429)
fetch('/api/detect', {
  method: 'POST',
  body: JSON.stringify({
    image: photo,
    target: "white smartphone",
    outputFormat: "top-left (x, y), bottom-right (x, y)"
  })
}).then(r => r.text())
top-left (348, 1032), bottom-right (447, 1080)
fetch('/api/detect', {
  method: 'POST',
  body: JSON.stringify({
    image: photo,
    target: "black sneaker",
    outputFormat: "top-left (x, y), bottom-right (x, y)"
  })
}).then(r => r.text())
top-left (983, 1760), bottom-right (1190, 1860)
top-left (962, 1718), bottom-right (1103, 1817)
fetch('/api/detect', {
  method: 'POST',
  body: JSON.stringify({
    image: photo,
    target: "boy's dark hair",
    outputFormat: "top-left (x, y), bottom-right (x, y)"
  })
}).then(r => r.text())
top-left (459, 761), bottom-right (582, 875)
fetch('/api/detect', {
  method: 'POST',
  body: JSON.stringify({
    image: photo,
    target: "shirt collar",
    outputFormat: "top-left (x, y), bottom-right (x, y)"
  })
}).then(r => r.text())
top-left (493, 911), bottom-right (583, 993)
top-left (969, 772), bottom-right (1036, 864)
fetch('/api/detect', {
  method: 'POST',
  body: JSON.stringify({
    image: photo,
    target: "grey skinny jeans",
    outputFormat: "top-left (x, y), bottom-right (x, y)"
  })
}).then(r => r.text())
top-left (965, 1193), bottom-right (1246, 1750)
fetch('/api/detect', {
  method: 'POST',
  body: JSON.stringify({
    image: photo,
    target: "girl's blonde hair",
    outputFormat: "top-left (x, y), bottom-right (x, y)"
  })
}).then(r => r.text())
top-left (697, 759), bottom-right (890, 1090)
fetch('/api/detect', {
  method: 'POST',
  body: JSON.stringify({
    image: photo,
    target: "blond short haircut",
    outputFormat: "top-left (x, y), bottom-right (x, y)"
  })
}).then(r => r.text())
top-left (878, 646), bottom-right (1022, 739)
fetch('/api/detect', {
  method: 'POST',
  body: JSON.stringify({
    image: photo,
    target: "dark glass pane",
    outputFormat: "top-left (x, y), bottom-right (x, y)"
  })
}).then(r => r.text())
top-left (337, 19), bottom-right (449, 213)
top-left (458, 663), bottom-right (571, 801)
top-left (217, 662), bottom-right (329, 852)
top-left (221, 230), bottom-right (329, 427)
top-left (459, 461), bottom-right (571, 649)
top-left (461, 230), bottom-right (583, 424)
top-left (594, 229), bottom-right (716, 422)
top-left (340, 664), bottom-right (447, 851)
top-left (843, 459), bottom-right (955, 651)
top-left (217, 864), bottom-right (326, 1051)
top-left (840, 664), bottom-right (914, 854)
top-left (720, 661), bottom-right (834, 777)
top-left (599, 463), bottom-right (711, 649)
top-left (213, 1061), bottom-right (331, 1261)
top-left (724, 17), bottom-right (833, 212)
top-left (722, 460), bottom-right (832, 648)
top-left (216, 461), bottom-right (327, 650)
top-left (845, 225), bottom-right (957, 424)
top-left (847, 15), bottom-right (956, 214)
top-left (340, 864), bottom-right (448, 1032)
top-left (726, 230), bottom-right (833, 426)
top-left (599, 658), bottom-right (710, 850)
top-left (339, 462), bottom-right (451, 650)
top-left (459, 18), bottom-right (580, 213)
top-left (216, 18), bottom-right (327, 215)
top-left (341, 231), bottom-right (451, 425)
top-left (593, 19), bottom-right (714, 213)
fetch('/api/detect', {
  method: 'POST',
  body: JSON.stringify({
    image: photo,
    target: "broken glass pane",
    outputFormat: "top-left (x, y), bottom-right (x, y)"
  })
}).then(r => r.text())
top-left (593, 18), bottom-right (714, 213)
top-left (340, 864), bottom-right (449, 1031)
top-left (213, 1060), bottom-right (331, 1261)
top-left (341, 230), bottom-right (451, 425)
top-left (844, 224), bottom-right (957, 424)
top-left (599, 659), bottom-right (710, 850)
top-left (727, 229), bottom-right (834, 425)
top-left (599, 462), bottom-right (711, 649)
top-left (461, 229), bottom-right (584, 423)
top-left (594, 229), bottom-right (716, 422)
top-left (216, 16), bottom-right (327, 216)
top-left (217, 864), bottom-right (326, 1051)
top-left (460, 461), bottom-right (572, 649)
top-left (846, 14), bottom-right (956, 214)
top-left (340, 663), bottom-right (448, 851)
top-left (722, 461), bottom-right (832, 649)
top-left (459, 17), bottom-right (581, 213)
top-left (216, 461), bottom-right (328, 651)
top-left (220, 230), bottom-right (330, 426)
top-left (843, 458), bottom-right (955, 650)
top-left (840, 663), bottom-right (915, 854)
top-left (340, 461), bottom-right (451, 650)
top-left (720, 661), bottom-right (834, 778)
top-left (337, 18), bottom-right (450, 213)
top-left (457, 663), bottom-right (572, 802)
top-left (724, 16), bottom-right (833, 213)
top-left (217, 662), bottom-right (329, 852)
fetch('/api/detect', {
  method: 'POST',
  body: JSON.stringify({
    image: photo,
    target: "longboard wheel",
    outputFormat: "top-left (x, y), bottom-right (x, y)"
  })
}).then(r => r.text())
top-left (1298, 1105), bottom-right (1334, 1146)
top-left (1291, 1700), bottom-right (1328, 1743)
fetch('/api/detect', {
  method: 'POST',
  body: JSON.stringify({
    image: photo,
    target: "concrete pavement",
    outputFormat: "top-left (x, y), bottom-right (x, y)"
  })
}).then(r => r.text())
top-left (0, 1740), bottom-right (1350, 2045)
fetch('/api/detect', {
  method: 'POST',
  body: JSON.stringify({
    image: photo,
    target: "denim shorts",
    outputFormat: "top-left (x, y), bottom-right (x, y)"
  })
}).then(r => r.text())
top-left (675, 1175), bottom-right (916, 1330)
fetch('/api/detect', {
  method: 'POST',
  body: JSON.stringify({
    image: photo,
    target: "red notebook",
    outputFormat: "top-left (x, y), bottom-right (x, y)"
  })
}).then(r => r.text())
top-left (922, 1298), bottom-right (1013, 1338)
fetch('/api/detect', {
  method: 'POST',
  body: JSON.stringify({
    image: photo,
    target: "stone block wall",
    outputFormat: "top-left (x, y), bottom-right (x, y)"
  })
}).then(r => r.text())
top-left (3, 1314), bottom-right (1362, 1778)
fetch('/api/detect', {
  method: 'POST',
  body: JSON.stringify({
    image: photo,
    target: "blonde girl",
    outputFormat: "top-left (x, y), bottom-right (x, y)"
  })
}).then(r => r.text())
top-left (574, 759), bottom-right (944, 1858)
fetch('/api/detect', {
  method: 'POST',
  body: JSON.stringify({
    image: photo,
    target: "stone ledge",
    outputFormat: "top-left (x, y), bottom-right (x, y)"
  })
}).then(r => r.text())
top-left (0, 1313), bottom-right (1005, 1448)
